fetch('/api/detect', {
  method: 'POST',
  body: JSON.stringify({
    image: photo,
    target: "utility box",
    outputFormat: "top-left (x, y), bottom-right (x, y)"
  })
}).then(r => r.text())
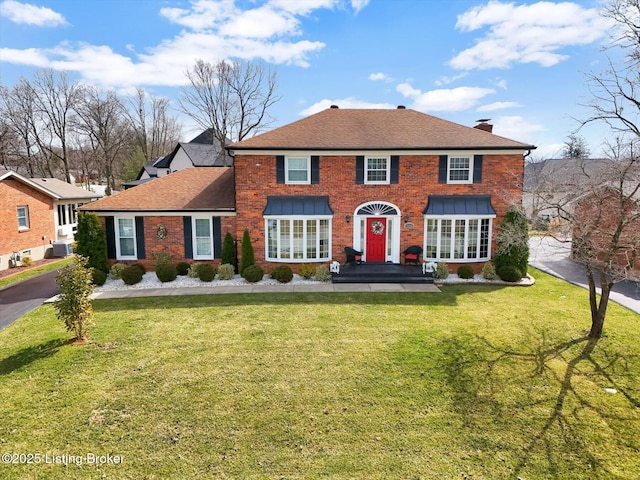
top-left (52, 241), bottom-right (73, 257)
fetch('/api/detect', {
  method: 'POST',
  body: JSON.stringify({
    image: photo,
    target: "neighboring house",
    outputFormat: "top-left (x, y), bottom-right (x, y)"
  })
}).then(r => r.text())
top-left (573, 185), bottom-right (640, 279)
top-left (81, 167), bottom-right (235, 269)
top-left (0, 169), bottom-right (101, 271)
top-left (80, 107), bottom-right (535, 273)
top-left (230, 106), bottom-right (535, 271)
top-left (124, 129), bottom-right (233, 189)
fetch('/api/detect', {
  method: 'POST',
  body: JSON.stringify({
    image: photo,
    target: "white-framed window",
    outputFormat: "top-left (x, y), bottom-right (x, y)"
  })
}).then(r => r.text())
top-left (365, 156), bottom-right (389, 184)
top-left (448, 156), bottom-right (473, 184)
top-left (424, 217), bottom-right (492, 262)
top-left (57, 203), bottom-right (77, 226)
top-left (192, 217), bottom-right (214, 259)
top-left (17, 206), bottom-right (29, 230)
top-left (116, 217), bottom-right (137, 260)
top-left (286, 156), bottom-right (310, 184)
top-left (266, 217), bottom-right (331, 262)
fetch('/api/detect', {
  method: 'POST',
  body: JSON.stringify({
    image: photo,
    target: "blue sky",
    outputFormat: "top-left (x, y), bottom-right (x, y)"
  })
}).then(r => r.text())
top-left (0, 0), bottom-right (617, 158)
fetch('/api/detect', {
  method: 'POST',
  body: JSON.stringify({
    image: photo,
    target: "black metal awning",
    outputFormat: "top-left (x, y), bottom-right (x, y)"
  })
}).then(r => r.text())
top-left (423, 195), bottom-right (496, 216)
top-left (263, 196), bottom-right (334, 216)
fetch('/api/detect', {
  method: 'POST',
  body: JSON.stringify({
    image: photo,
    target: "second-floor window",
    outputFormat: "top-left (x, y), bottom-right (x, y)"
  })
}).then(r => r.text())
top-left (17, 206), bottom-right (29, 230)
top-left (286, 156), bottom-right (310, 184)
top-left (448, 156), bottom-right (472, 183)
top-left (366, 156), bottom-right (389, 184)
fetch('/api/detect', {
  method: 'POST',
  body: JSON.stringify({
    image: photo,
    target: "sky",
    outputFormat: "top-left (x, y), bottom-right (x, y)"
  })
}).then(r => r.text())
top-left (0, 0), bottom-right (620, 159)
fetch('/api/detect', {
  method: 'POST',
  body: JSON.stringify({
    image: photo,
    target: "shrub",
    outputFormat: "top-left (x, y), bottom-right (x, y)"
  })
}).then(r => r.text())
top-left (314, 264), bottom-right (331, 282)
top-left (221, 232), bottom-right (238, 272)
top-left (187, 262), bottom-right (202, 278)
top-left (494, 205), bottom-right (529, 276)
top-left (21, 256), bottom-right (33, 267)
top-left (457, 265), bottom-right (475, 279)
top-left (217, 263), bottom-right (235, 280)
top-left (239, 229), bottom-right (255, 275)
top-left (176, 262), bottom-right (191, 276)
top-left (54, 256), bottom-right (94, 341)
top-left (481, 262), bottom-right (496, 280)
top-left (109, 263), bottom-right (127, 279)
top-left (434, 262), bottom-right (449, 279)
top-left (298, 263), bottom-right (316, 280)
top-left (242, 264), bottom-right (264, 283)
top-left (91, 268), bottom-right (107, 286)
top-left (75, 212), bottom-right (108, 273)
top-left (155, 263), bottom-right (178, 283)
top-left (131, 262), bottom-right (146, 274)
top-left (153, 251), bottom-right (173, 267)
top-left (270, 265), bottom-right (293, 283)
top-left (497, 265), bottom-right (523, 282)
top-left (121, 265), bottom-right (144, 285)
top-left (197, 264), bottom-right (216, 282)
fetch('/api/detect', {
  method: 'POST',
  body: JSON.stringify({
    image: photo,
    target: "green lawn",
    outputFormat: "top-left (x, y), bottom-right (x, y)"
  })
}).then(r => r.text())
top-left (0, 269), bottom-right (638, 479)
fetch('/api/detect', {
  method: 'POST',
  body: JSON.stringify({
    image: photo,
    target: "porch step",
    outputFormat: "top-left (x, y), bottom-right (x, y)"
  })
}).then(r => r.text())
top-left (331, 263), bottom-right (434, 284)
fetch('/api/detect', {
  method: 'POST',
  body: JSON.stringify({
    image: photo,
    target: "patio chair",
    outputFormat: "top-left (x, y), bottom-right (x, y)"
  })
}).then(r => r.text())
top-left (344, 246), bottom-right (363, 265)
top-left (402, 245), bottom-right (423, 265)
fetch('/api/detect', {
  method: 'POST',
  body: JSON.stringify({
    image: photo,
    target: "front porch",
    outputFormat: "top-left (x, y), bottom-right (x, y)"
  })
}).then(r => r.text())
top-left (331, 262), bottom-right (434, 284)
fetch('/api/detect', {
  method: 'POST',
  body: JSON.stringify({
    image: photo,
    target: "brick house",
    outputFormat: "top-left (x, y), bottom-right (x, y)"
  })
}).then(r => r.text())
top-left (81, 167), bottom-right (235, 270)
top-left (0, 169), bottom-right (101, 271)
top-left (229, 107), bottom-right (535, 272)
top-left (81, 107), bottom-right (535, 273)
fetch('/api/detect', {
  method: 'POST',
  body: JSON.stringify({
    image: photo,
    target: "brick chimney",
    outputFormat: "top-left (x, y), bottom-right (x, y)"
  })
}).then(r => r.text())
top-left (474, 119), bottom-right (493, 133)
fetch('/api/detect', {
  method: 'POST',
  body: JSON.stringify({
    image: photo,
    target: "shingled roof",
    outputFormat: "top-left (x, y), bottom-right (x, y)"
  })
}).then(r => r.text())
top-left (230, 107), bottom-right (536, 151)
top-left (81, 167), bottom-right (235, 212)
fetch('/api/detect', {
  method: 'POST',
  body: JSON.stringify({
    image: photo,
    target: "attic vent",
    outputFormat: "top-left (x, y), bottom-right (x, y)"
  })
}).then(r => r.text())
top-left (330, 105), bottom-right (339, 109)
top-left (397, 105), bottom-right (406, 109)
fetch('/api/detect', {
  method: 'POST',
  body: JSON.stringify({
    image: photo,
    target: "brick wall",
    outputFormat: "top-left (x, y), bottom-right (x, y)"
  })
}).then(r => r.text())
top-left (234, 153), bottom-right (524, 271)
top-left (0, 179), bottom-right (56, 270)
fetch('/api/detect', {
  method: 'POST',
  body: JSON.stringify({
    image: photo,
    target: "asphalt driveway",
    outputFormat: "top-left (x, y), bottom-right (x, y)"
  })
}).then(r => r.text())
top-left (0, 270), bottom-right (60, 330)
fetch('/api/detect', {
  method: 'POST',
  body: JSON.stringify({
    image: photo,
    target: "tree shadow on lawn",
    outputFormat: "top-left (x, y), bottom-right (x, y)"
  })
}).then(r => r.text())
top-left (436, 332), bottom-right (640, 478)
top-left (91, 284), bottom-right (509, 312)
top-left (0, 337), bottom-right (72, 375)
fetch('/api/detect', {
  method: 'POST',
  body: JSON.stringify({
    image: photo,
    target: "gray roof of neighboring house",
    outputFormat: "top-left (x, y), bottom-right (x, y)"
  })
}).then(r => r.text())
top-left (153, 129), bottom-right (233, 169)
top-left (0, 169), bottom-right (101, 200)
top-left (524, 158), bottom-right (609, 191)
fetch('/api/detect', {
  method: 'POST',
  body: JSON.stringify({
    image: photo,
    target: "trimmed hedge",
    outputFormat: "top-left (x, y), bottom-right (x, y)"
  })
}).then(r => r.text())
top-left (155, 263), bottom-right (178, 283)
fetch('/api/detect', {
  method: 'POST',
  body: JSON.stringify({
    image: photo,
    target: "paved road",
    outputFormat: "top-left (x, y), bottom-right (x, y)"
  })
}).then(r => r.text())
top-left (0, 270), bottom-right (60, 330)
top-left (529, 236), bottom-right (640, 314)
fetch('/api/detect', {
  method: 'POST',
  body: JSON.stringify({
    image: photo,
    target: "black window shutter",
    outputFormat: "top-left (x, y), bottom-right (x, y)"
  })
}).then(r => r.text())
top-left (276, 155), bottom-right (285, 183)
top-left (311, 156), bottom-right (320, 184)
top-left (213, 217), bottom-right (222, 259)
top-left (356, 156), bottom-right (364, 184)
top-left (438, 155), bottom-right (448, 183)
top-left (135, 216), bottom-right (145, 259)
top-left (473, 155), bottom-right (483, 183)
top-left (390, 155), bottom-right (399, 184)
top-left (105, 216), bottom-right (116, 259)
top-left (183, 217), bottom-right (193, 259)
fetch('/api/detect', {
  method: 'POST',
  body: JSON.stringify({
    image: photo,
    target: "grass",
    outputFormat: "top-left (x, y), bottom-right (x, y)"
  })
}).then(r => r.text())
top-left (0, 258), bottom-right (74, 289)
top-left (0, 268), bottom-right (638, 479)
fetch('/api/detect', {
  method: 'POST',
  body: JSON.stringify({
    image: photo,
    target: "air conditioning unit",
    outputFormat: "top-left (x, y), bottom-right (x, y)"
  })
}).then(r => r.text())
top-left (52, 241), bottom-right (73, 257)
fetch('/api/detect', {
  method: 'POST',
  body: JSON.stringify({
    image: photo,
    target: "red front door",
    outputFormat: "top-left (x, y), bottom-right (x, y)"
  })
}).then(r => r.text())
top-left (366, 218), bottom-right (387, 262)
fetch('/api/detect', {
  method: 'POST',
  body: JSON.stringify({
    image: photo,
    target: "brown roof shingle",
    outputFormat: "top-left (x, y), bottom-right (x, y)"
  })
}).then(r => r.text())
top-left (230, 108), bottom-right (535, 151)
top-left (81, 167), bottom-right (235, 212)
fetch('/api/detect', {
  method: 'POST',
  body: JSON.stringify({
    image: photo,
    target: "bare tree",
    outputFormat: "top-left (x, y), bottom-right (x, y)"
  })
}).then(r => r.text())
top-left (128, 88), bottom-right (181, 163)
top-left (74, 86), bottom-right (131, 191)
top-left (29, 69), bottom-right (83, 183)
top-left (178, 59), bottom-right (280, 166)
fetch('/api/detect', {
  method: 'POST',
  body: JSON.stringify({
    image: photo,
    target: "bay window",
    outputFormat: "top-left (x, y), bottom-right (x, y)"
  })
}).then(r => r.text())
top-left (424, 217), bottom-right (492, 262)
top-left (266, 217), bottom-right (331, 262)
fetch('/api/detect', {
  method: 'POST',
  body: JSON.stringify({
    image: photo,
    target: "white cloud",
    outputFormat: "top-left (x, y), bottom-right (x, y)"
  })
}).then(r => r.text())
top-left (449, 1), bottom-right (611, 70)
top-left (0, 0), bottom-right (67, 27)
top-left (492, 115), bottom-right (545, 143)
top-left (299, 97), bottom-right (395, 116)
top-left (397, 83), bottom-right (495, 112)
top-left (434, 72), bottom-right (468, 86)
top-left (477, 101), bottom-right (521, 112)
top-left (369, 72), bottom-right (389, 81)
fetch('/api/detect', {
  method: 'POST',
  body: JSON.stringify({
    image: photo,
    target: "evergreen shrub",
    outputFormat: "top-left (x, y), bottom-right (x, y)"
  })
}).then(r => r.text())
top-left (121, 265), bottom-right (143, 285)
top-left (155, 263), bottom-right (178, 283)
top-left (109, 263), bottom-right (127, 279)
top-left (497, 265), bottom-right (522, 282)
top-left (217, 263), bottom-right (235, 280)
top-left (270, 265), bottom-right (293, 283)
top-left (457, 265), bottom-right (475, 279)
top-left (176, 262), bottom-right (190, 276)
top-left (298, 263), bottom-right (316, 279)
top-left (481, 262), bottom-right (496, 280)
top-left (197, 264), bottom-right (216, 282)
top-left (242, 264), bottom-right (263, 283)
top-left (91, 268), bottom-right (107, 286)
top-left (434, 263), bottom-right (449, 279)
top-left (314, 265), bottom-right (331, 282)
